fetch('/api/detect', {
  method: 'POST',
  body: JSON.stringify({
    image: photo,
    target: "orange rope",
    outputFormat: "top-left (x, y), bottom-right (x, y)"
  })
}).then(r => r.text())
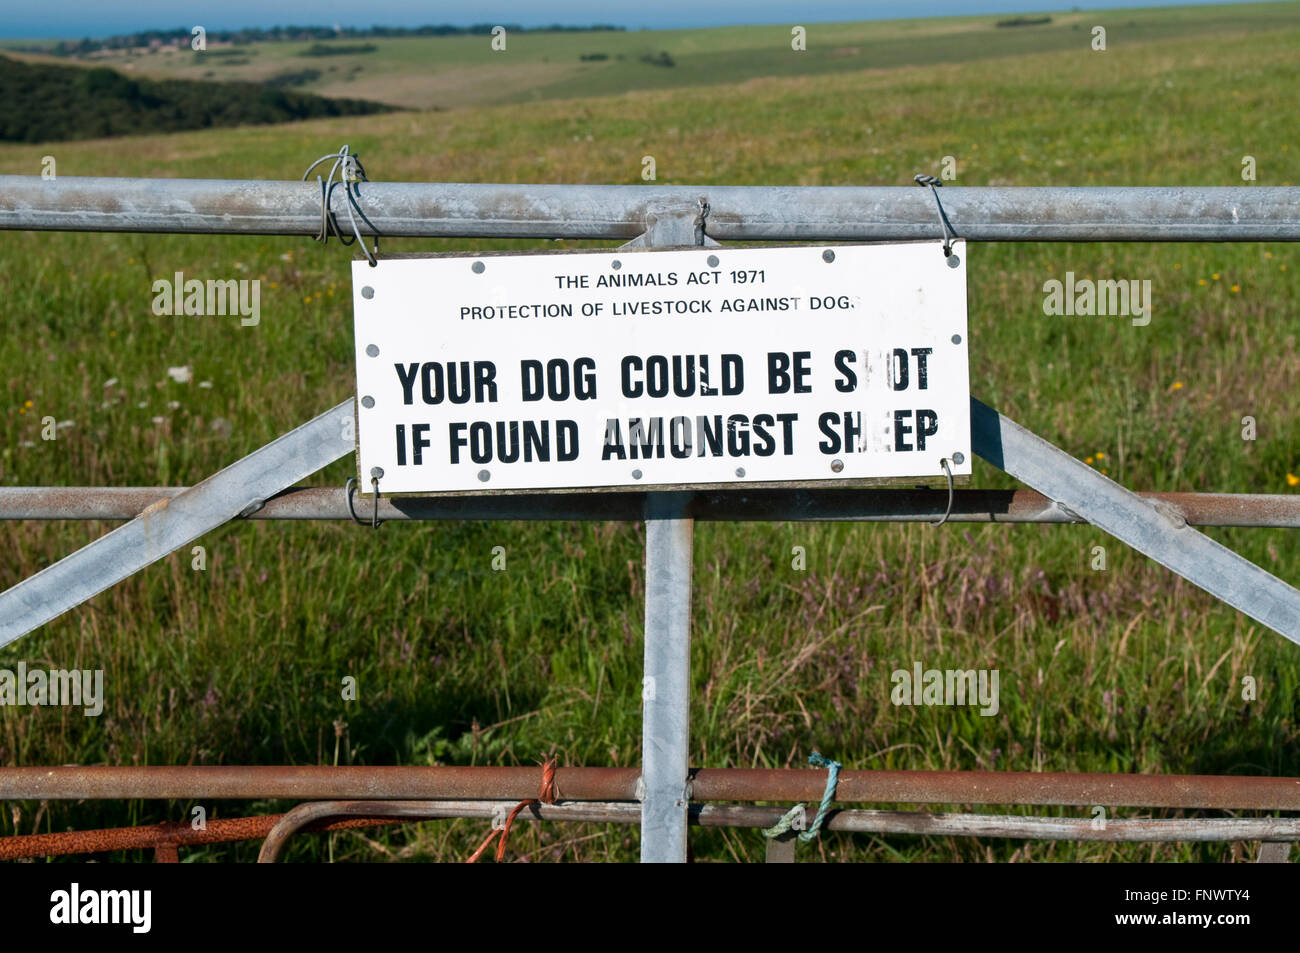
top-left (465, 755), bottom-right (558, 863)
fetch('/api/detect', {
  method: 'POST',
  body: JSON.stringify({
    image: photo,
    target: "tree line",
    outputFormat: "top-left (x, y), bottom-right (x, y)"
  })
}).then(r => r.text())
top-left (17, 23), bottom-right (625, 57)
top-left (0, 55), bottom-right (395, 143)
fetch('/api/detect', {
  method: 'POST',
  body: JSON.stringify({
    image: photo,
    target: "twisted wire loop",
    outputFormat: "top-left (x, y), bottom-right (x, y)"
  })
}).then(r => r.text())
top-left (302, 144), bottom-right (380, 266)
top-left (931, 457), bottom-right (956, 527)
top-left (466, 754), bottom-right (559, 863)
top-left (761, 751), bottom-right (843, 844)
top-left (344, 476), bottom-right (383, 530)
top-left (913, 173), bottom-right (958, 259)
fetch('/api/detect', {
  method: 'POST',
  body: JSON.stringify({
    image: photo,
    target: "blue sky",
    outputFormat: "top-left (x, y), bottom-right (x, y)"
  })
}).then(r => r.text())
top-left (0, 0), bottom-right (1263, 39)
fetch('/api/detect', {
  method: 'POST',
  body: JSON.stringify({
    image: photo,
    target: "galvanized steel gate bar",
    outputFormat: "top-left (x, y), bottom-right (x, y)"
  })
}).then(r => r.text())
top-left (0, 400), bottom-right (355, 649)
top-left (2, 177), bottom-right (1300, 863)
top-left (972, 399), bottom-right (1300, 644)
top-left (2, 178), bottom-right (1299, 242)
top-left (7, 401), bottom-right (1300, 650)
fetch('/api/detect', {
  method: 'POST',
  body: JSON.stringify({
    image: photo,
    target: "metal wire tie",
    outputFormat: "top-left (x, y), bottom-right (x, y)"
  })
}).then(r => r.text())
top-left (931, 457), bottom-right (956, 527)
top-left (303, 144), bottom-right (380, 266)
top-left (344, 476), bottom-right (382, 529)
top-left (914, 173), bottom-right (959, 261)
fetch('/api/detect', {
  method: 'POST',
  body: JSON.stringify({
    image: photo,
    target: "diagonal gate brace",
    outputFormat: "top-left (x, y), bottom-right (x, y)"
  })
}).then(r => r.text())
top-left (0, 399), bottom-right (357, 648)
top-left (971, 397), bottom-right (1300, 644)
top-left (5, 395), bottom-right (1296, 651)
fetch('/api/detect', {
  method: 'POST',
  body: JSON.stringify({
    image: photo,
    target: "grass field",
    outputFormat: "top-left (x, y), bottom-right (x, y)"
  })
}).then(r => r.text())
top-left (6, 3), bottom-right (1300, 110)
top-left (0, 4), bottom-right (1298, 862)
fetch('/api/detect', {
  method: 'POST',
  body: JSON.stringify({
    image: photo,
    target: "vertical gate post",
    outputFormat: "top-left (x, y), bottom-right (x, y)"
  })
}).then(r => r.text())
top-left (635, 202), bottom-right (707, 862)
top-left (641, 494), bottom-right (694, 862)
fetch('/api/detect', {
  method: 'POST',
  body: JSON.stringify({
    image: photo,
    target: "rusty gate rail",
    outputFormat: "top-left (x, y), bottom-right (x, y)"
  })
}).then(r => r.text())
top-left (2, 487), bottom-right (1299, 527)
top-left (3, 766), bottom-right (1299, 810)
top-left (0, 812), bottom-right (405, 861)
top-left (4, 799), bottom-right (1296, 862)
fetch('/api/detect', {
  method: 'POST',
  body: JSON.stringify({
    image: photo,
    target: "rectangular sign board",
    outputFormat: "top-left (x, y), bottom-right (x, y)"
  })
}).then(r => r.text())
top-left (352, 242), bottom-right (969, 494)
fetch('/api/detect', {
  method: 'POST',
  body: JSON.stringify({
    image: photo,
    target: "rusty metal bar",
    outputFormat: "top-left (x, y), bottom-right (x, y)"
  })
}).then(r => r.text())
top-left (0, 812), bottom-right (405, 860)
top-left (4, 766), bottom-right (1299, 810)
top-left (4, 800), bottom-right (1294, 862)
top-left (2, 486), bottom-right (1298, 528)
top-left (3, 178), bottom-right (1298, 242)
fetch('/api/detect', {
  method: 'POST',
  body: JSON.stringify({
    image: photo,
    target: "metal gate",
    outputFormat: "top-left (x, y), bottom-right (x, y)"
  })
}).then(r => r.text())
top-left (1, 174), bottom-right (1298, 862)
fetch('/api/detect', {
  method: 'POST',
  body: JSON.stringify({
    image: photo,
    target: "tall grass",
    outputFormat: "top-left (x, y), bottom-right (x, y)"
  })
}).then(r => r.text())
top-left (0, 19), bottom-right (1297, 861)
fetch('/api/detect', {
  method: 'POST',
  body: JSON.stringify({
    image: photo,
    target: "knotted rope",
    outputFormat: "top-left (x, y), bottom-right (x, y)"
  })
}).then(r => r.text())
top-left (761, 751), bottom-right (842, 843)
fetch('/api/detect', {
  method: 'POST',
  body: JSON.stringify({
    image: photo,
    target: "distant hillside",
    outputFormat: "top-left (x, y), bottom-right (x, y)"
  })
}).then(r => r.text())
top-left (0, 55), bottom-right (396, 143)
top-left (17, 23), bottom-right (625, 57)
top-left (8, 2), bottom-right (1297, 113)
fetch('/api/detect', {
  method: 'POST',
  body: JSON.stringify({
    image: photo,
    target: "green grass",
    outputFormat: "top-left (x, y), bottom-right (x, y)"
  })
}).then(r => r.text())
top-left (0, 8), bottom-right (1298, 862)
top-left (11, 2), bottom-right (1300, 112)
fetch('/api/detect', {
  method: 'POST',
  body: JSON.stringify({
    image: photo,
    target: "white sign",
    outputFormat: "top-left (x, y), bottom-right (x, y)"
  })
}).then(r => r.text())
top-left (351, 242), bottom-right (970, 494)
